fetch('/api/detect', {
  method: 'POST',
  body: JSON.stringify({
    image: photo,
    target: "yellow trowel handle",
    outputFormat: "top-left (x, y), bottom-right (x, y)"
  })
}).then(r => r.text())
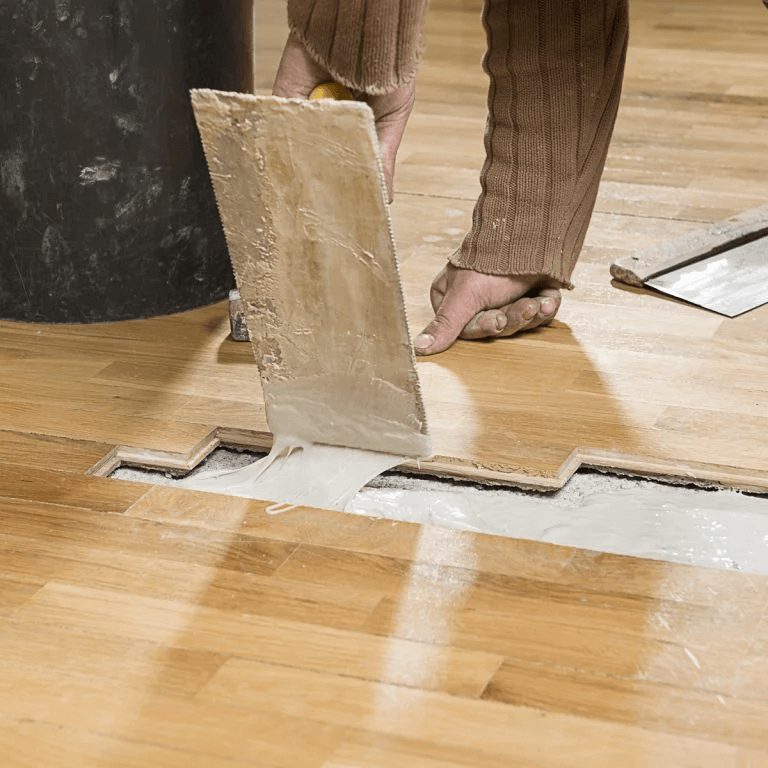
top-left (309, 82), bottom-right (354, 101)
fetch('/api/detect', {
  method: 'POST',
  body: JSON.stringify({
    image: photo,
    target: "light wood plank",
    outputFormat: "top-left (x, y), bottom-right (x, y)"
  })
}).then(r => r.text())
top-left (0, 497), bottom-right (297, 573)
top-left (198, 658), bottom-right (765, 766)
top-left (0, 533), bottom-right (379, 631)
top-left (0, 718), bottom-right (251, 768)
top-left (0, 465), bottom-right (147, 513)
top-left (14, 582), bottom-right (503, 697)
top-left (0, 431), bottom-right (113, 473)
top-left (0, 671), bottom-right (346, 768)
top-left (0, 622), bottom-right (226, 698)
top-left (483, 659), bottom-right (768, 750)
top-left (0, 577), bottom-right (41, 617)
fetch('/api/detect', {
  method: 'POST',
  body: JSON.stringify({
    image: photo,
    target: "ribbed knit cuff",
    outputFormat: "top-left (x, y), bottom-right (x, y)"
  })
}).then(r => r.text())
top-left (287, 0), bottom-right (429, 95)
top-left (452, 0), bottom-right (629, 288)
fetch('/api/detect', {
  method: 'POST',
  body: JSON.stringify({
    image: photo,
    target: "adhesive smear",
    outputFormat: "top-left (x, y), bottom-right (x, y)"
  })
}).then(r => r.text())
top-left (180, 435), bottom-right (403, 512)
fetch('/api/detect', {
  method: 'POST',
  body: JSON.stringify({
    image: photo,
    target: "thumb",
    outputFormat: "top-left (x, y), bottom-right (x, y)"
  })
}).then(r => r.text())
top-left (414, 287), bottom-right (480, 356)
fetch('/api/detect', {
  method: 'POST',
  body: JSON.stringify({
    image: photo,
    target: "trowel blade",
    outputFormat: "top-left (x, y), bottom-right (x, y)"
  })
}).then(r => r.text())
top-left (191, 90), bottom-right (430, 459)
top-left (645, 235), bottom-right (768, 317)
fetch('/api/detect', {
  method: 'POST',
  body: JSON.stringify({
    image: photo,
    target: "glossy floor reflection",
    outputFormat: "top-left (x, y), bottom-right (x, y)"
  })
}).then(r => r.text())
top-left (2, 457), bottom-right (767, 765)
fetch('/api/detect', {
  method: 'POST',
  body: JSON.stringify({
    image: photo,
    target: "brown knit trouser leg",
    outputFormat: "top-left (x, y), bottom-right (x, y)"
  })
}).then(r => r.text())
top-left (451, 0), bottom-right (629, 288)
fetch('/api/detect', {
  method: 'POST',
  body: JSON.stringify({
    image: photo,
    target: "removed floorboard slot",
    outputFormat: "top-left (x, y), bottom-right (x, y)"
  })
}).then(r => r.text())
top-left (112, 446), bottom-right (768, 575)
top-left (88, 426), bottom-right (768, 495)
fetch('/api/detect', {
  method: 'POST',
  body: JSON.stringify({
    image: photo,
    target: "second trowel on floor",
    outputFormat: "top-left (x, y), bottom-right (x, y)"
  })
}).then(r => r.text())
top-left (611, 205), bottom-right (768, 317)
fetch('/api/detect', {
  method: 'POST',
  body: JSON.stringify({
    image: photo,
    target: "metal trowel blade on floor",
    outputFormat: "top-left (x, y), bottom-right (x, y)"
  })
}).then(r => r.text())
top-left (611, 206), bottom-right (768, 317)
top-left (191, 90), bottom-right (430, 459)
top-left (645, 236), bottom-right (768, 317)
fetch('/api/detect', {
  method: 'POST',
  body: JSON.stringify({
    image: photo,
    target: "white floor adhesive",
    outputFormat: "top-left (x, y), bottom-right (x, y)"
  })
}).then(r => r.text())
top-left (178, 437), bottom-right (404, 512)
top-left (115, 449), bottom-right (768, 575)
top-left (355, 478), bottom-right (768, 574)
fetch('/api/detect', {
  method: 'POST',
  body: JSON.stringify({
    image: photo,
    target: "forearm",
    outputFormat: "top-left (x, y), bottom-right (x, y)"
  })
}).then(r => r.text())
top-left (287, 0), bottom-right (429, 94)
top-left (452, 0), bottom-right (630, 287)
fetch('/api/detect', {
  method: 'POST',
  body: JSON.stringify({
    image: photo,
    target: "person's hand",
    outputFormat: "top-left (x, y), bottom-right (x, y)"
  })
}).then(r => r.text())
top-left (414, 264), bottom-right (562, 356)
top-left (273, 32), bottom-right (414, 202)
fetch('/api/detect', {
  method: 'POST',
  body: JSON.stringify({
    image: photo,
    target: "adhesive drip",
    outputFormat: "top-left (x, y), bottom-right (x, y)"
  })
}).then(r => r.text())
top-left (180, 435), bottom-right (404, 512)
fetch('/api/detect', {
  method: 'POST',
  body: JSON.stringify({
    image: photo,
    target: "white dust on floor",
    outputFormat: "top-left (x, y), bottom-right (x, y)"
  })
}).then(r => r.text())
top-left (114, 448), bottom-right (768, 576)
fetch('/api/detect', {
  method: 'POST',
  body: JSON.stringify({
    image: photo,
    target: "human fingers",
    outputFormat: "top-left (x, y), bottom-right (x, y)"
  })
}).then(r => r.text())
top-left (460, 297), bottom-right (541, 340)
top-left (429, 265), bottom-right (449, 312)
top-left (520, 287), bottom-right (562, 330)
top-left (414, 280), bottom-right (483, 355)
top-left (368, 82), bottom-right (415, 202)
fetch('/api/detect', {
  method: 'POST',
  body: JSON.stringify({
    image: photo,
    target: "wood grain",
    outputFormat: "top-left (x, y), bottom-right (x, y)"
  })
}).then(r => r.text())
top-left (483, 660), bottom-right (768, 750)
top-left (197, 659), bottom-right (765, 765)
top-left (0, 465), bottom-right (147, 513)
top-left (2, 490), bottom-right (768, 764)
top-left (0, 430), bottom-right (112, 473)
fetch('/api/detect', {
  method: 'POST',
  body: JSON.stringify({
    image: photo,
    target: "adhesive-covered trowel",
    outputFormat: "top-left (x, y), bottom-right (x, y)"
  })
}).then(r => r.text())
top-left (190, 88), bottom-right (430, 508)
top-left (226, 83), bottom-right (354, 341)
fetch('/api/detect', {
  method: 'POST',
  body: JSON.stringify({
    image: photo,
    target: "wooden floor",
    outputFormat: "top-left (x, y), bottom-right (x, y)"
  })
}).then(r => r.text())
top-left (2, 0), bottom-right (768, 764)
top-left (2, 431), bottom-right (768, 766)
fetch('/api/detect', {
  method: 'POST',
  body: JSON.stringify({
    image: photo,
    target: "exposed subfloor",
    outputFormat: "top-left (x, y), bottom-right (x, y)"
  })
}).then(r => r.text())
top-left (114, 448), bottom-right (768, 575)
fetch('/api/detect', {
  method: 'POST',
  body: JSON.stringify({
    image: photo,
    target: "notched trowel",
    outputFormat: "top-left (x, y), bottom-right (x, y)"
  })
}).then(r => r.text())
top-left (191, 89), bottom-right (431, 460)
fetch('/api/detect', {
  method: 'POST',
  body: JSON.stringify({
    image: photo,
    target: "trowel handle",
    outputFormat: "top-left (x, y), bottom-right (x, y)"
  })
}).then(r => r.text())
top-left (309, 82), bottom-right (354, 101)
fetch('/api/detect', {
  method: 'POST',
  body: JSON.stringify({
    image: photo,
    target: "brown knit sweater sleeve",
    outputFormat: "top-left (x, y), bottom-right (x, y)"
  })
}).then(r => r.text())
top-left (287, 0), bottom-right (429, 95)
top-left (451, 0), bottom-right (629, 288)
